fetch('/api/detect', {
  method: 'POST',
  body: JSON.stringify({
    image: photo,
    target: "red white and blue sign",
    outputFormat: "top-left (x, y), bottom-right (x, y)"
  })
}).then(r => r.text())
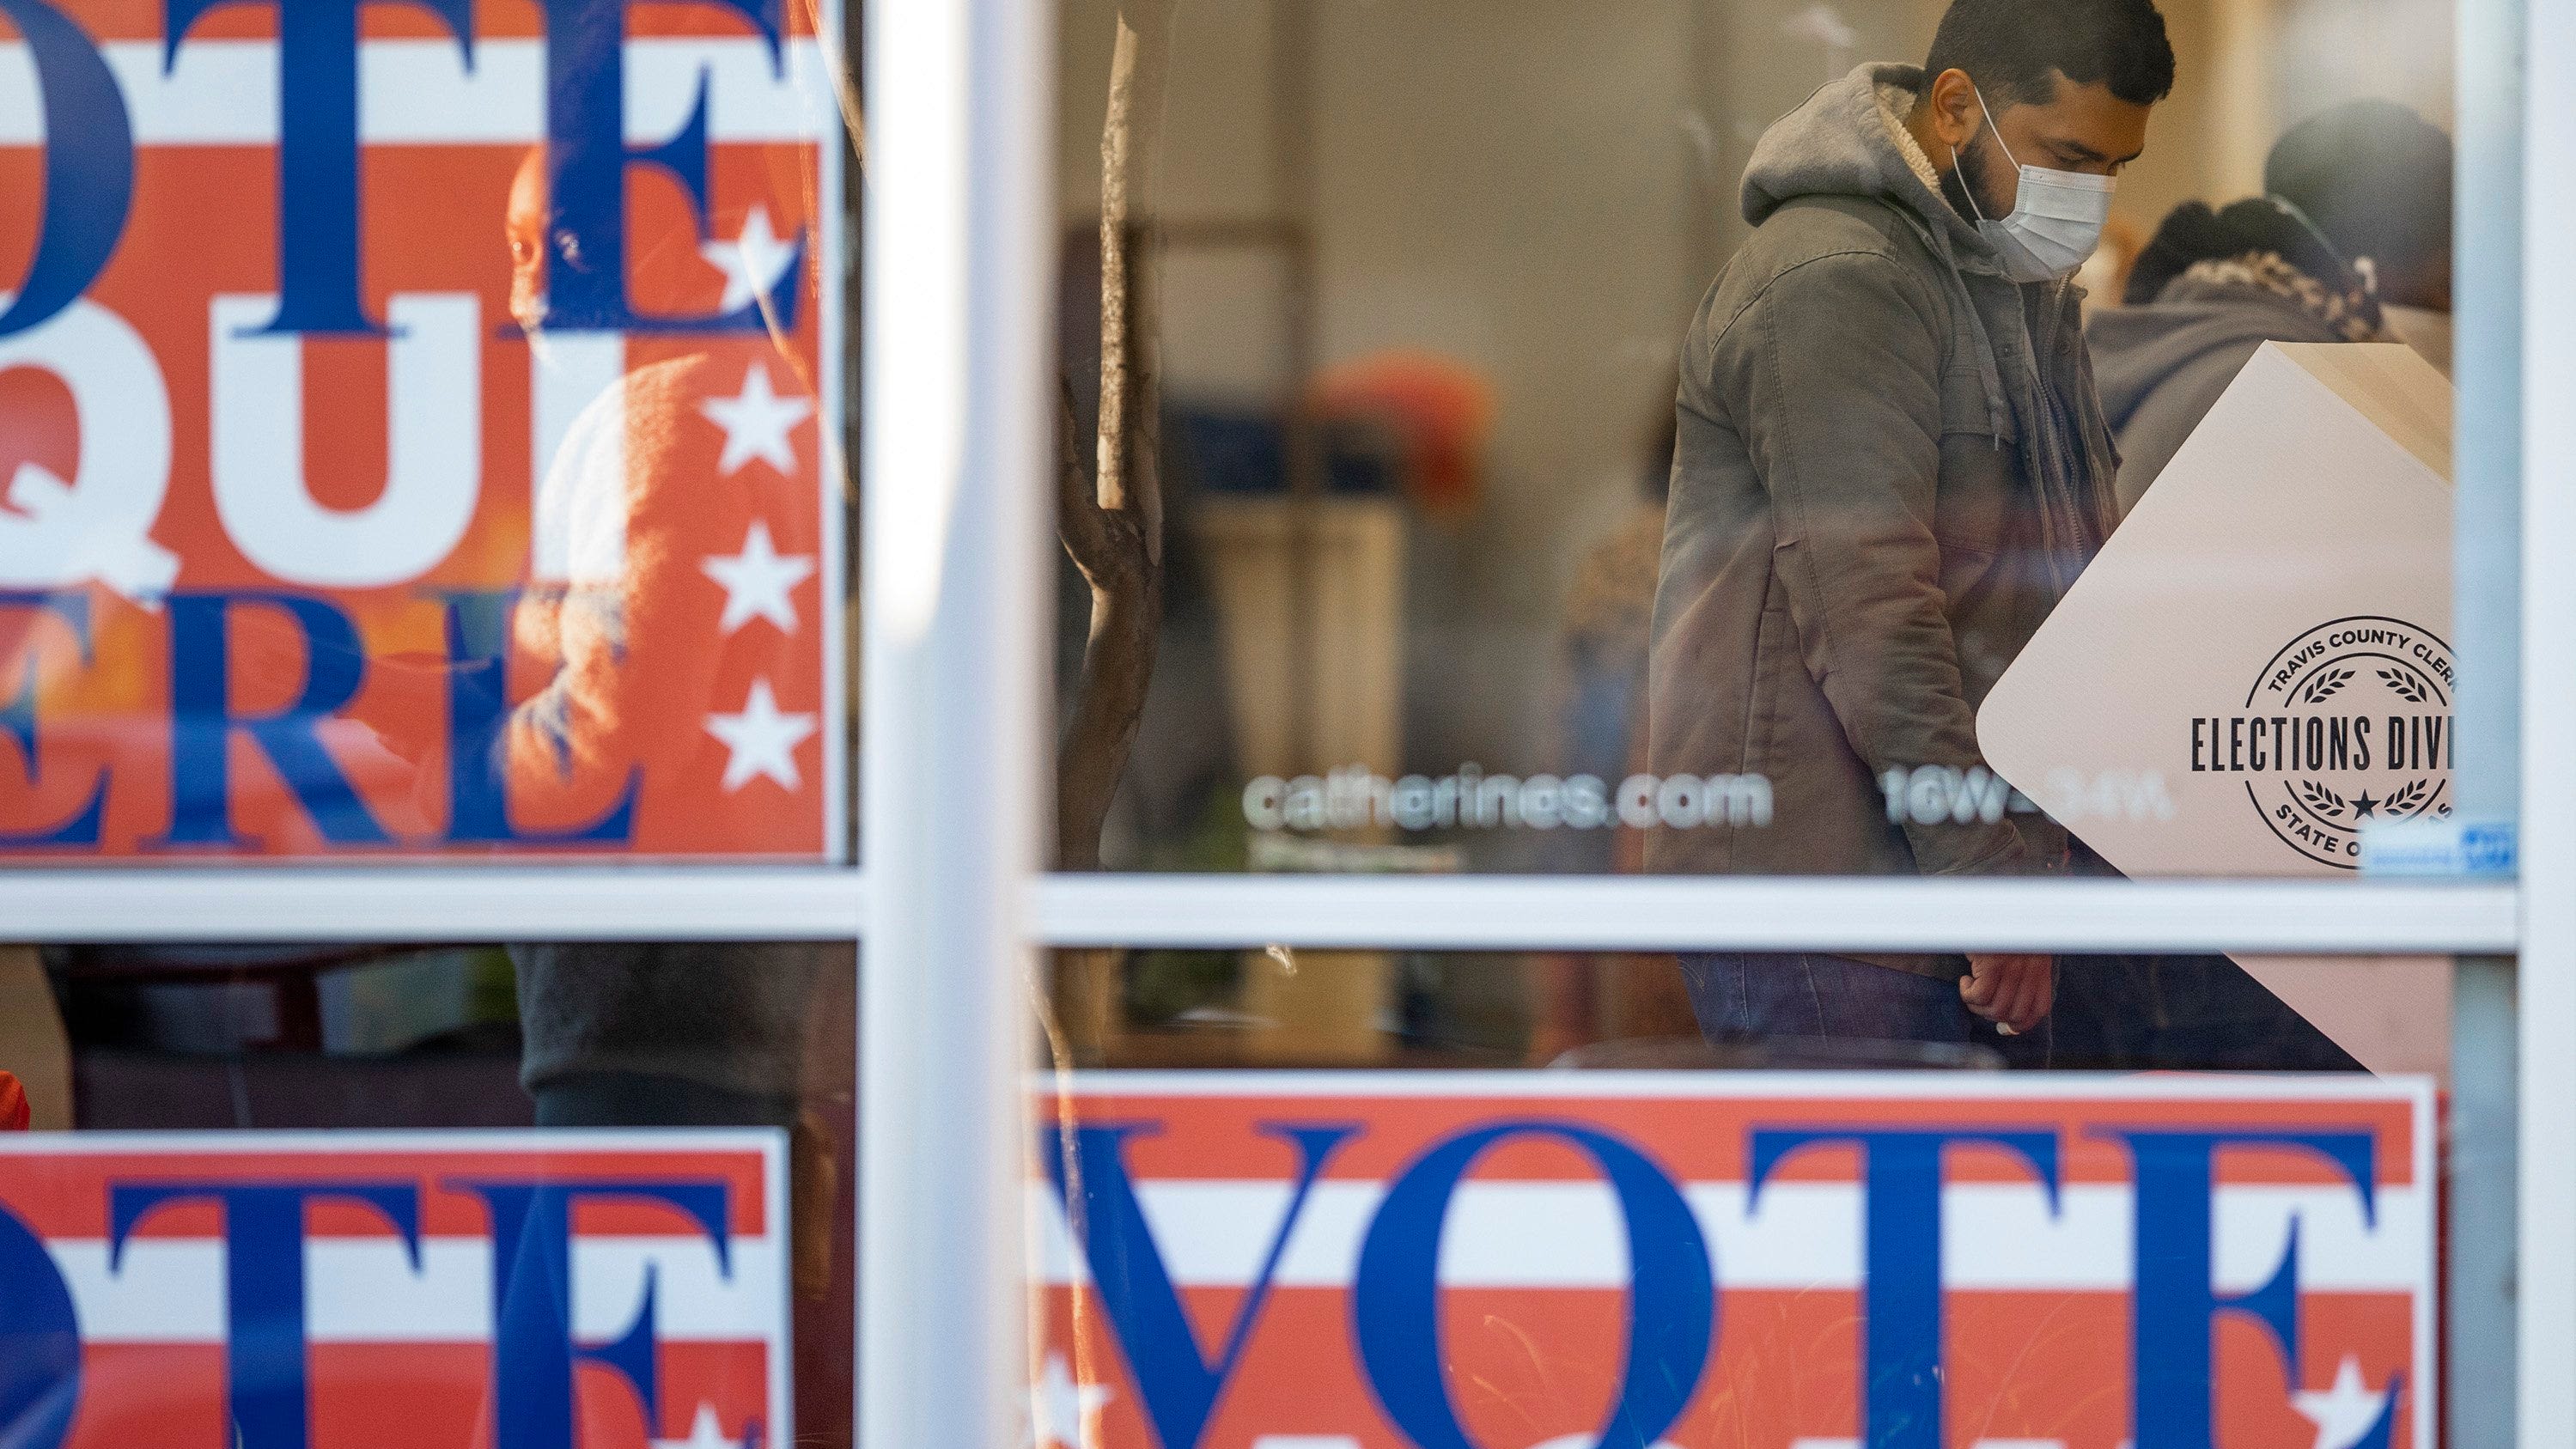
top-left (0, 0), bottom-right (842, 858)
top-left (0, 1130), bottom-right (790, 1448)
top-left (1033, 1074), bottom-right (2434, 1449)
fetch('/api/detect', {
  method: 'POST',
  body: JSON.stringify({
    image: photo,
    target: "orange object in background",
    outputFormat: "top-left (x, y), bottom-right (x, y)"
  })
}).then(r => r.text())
top-left (0, 1073), bottom-right (26, 1131)
top-left (1307, 350), bottom-right (1495, 519)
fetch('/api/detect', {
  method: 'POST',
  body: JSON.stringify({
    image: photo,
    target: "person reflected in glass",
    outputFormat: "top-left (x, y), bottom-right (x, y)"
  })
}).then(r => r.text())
top-left (325, 148), bottom-right (838, 1133)
top-left (1648, 0), bottom-right (2174, 1056)
top-left (496, 147), bottom-right (834, 1132)
top-left (2093, 101), bottom-right (2452, 511)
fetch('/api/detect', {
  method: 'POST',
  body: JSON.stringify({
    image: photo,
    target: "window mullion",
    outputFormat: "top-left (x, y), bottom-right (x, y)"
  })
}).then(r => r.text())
top-left (1033, 874), bottom-right (2518, 956)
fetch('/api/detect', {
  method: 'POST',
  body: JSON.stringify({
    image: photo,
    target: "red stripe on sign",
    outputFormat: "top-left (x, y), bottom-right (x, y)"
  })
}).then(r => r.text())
top-left (70, 1342), bottom-right (776, 1449)
top-left (1039, 1286), bottom-right (2421, 1449)
top-left (49, 0), bottom-right (824, 45)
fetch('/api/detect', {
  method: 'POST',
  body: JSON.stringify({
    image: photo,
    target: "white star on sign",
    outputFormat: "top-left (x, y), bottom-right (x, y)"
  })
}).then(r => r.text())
top-left (700, 205), bottom-right (800, 314)
top-left (700, 362), bottom-right (813, 477)
top-left (651, 1404), bottom-right (745, 1449)
top-left (701, 520), bottom-right (816, 636)
top-left (1026, 1352), bottom-right (1112, 1449)
top-left (2292, 1356), bottom-right (2395, 1449)
top-left (705, 679), bottom-right (818, 792)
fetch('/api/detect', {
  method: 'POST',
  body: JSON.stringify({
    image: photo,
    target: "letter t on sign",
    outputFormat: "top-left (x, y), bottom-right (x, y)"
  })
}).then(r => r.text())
top-left (161, 0), bottom-right (475, 336)
top-left (1749, 1128), bottom-right (2063, 1449)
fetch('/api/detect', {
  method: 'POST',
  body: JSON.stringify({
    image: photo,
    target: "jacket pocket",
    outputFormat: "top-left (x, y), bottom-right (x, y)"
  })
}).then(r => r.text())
top-left (1931, 431), bottom-right (2016, 554)
top-left (1936, 356), bottom-right (2014, 444)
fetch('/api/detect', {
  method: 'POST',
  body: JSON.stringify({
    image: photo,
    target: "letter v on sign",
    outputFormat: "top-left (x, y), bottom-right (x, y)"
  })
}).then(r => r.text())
top-left (1044, 1122), bottom-right (1360, 1449)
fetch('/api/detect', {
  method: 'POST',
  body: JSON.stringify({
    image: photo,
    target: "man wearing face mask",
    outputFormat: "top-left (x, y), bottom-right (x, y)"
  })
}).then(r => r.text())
top-left (1647, 0), bottom-right (2173, 1055)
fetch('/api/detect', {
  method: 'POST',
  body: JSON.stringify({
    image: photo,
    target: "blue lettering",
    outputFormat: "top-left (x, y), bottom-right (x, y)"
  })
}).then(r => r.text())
top-left (152, 591), bottom-right (390, 847)
top-left (448, 1177), bottom-right (734, 1449)
top-left (1353, 1121), bottom-right (1714, 1449)
top-left (0, 1195), bottom-right (81, 1449)
top-left (528, 0), bottom-right (796, 333)
top-left (0, 0), bottom-right (133, 338)
top-left (2108, 1129), bottom-right (2390, 1449)
top-left (0, 592), bottom-right (106, 845)
top-left (435, 590), bottom-right (636, 844)
top-left (162, 0), bottom-right (472, 335)
top-left (1045, 1122), bottom-right (1355, 1449)
top-left (1750, 1127), bottom-right (2061, 1449)
top-left (110, 1181), bottom-right (423, 1449)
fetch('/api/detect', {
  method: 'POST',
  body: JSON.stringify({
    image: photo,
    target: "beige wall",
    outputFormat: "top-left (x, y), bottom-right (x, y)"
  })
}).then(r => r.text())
top-left (1062, 0), bottom-right (1716, 772)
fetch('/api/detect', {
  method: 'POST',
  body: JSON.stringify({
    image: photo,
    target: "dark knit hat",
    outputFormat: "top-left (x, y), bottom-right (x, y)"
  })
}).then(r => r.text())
top-left (2264, 100), bottom-right (2453, 273)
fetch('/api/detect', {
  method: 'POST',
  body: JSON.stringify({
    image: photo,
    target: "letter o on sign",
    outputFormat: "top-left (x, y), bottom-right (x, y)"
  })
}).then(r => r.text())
top-left (1350, 1121), bottom-right (1715, 1449)
top-left (0, 1198), bottom-right (80, 1449)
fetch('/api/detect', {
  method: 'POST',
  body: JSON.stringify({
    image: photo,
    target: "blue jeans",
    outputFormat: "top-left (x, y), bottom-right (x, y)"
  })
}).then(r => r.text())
top-left (1679, 952), bottom-right (2045, 1062)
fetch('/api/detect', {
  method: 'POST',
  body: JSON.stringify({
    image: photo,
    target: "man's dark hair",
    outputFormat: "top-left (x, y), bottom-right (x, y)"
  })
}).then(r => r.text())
top-left (1924, 0), bottom-right (2177, 110)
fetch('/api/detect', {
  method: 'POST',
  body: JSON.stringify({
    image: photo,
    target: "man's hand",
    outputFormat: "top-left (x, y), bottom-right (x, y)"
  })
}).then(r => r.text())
top-left (1961, 953), bottom-right (2054, 1035)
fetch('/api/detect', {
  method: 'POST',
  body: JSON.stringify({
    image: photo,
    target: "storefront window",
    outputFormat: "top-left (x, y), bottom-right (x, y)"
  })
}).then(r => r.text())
top-left (1050, 0), bottom-right (2478, 888)
top-left (1021, 0), bottom-right (2520, 1440)
top-left (3, 0), bottom-right (2561, 1440)
top-left (1042, 944), bottom-right (2455, 1077)
top-left (2, 938), bottom-right (856, 1446)
top-left (0, 0), bottom-right (850, 861)
top-left (0, 0), bottom-right (858, 1438)
top-left (1028, 949), bottom-right (2442, 1449)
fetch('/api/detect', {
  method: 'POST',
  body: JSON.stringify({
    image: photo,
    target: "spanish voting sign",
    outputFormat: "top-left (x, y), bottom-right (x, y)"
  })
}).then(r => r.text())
top-left (1033, 1072), bottom-right (2433, 1449)
top-left (0, 0), bottom-right (843, 858)
top-left (0, 1129), bottom-right (790, 1449)
top-left (1978, 342), bottom-right (2451, 877)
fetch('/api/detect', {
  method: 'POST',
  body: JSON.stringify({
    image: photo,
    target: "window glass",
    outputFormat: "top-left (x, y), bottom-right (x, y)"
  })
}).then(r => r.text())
top-left (0, 0), bottom-right (861, 1428)
top-left (1044, 945), bottom-right (2453, 1080)
top-left (3, 938), bottom-right (856, 1447)
top-left (1029, 947), bottom-right (2441, 1449)
top-left (1050, 0), bottom-right (2472, 885)
top-left (0, 0), bottom-right (850, 861)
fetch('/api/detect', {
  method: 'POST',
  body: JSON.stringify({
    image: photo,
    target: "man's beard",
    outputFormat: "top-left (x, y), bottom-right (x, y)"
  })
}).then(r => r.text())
top-left (1940, 131), bottom-right (1999, 222)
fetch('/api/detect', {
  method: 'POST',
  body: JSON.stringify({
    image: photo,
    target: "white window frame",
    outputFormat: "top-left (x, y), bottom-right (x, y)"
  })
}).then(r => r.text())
top-left (2513, 0), bottom-right (2576, 1440)
top-left (850, 0), bottom-right (2576, 1443)
top-left (3, 0), bottom-right (2562, 1442)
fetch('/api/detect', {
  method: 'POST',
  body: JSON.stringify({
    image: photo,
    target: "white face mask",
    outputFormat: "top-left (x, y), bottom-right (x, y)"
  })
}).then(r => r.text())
top-left (1951, 84), bottom-right (2117, 284)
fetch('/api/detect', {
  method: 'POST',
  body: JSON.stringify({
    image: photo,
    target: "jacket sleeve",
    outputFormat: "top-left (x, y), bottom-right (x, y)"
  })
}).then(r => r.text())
top-left (1718, 249), bottom-right (2029, 875)
top-left (500, 362), bottom-right (738, 821)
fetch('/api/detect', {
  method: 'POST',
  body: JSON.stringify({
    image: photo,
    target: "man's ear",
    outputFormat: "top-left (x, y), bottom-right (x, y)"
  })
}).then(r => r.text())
top-left (1922, 67), bottom-right (1982, 155)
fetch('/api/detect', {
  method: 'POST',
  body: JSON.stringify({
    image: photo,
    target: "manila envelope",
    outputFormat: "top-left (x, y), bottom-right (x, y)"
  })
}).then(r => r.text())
top-left (1979, 341), bottom-right (2453, 878)
top-left (1977, 342), bottom-right (2454, 1071)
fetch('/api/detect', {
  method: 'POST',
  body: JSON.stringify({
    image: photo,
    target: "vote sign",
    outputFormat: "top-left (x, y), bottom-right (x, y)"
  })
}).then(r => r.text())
top-left (0, 1130), bottom-right (790, 1449)
top-left (1034, 1074), bottom-right (2433, 1449)
top-left (0, 0), bottom-right (843, 857)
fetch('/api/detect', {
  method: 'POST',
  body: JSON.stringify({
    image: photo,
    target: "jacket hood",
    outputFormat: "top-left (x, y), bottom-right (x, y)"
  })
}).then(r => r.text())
top-left (1741, 63), bottom-right (1994, 266)
top-left (2086, 278), bottom-right (2344, 429)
